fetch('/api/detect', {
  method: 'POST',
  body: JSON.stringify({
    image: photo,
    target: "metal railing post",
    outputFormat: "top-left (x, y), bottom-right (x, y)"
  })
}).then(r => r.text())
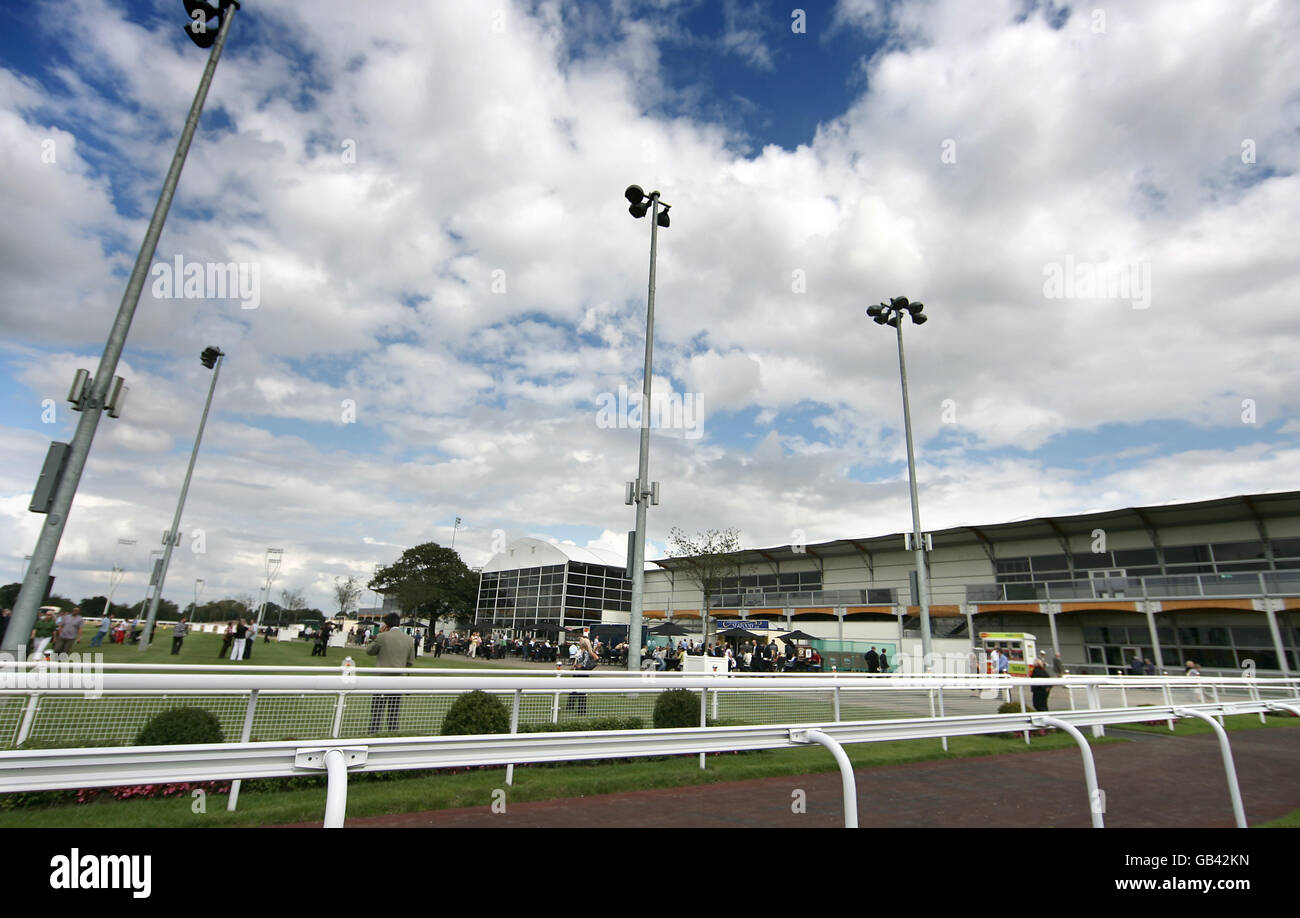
top-left (1018, 684), bottom-right (1029, 744)
top-left (15, 694), bottom-right (40, 747)
top-left (1086, 684), bottom-right (1105, 738)
top-left (1172, 708), bottom-right (1246, 828)
top-left (1033, 716), bottom-right (1103, 828)
top-left (331, 692), bottom-right (346, 738)
top-left (226, 688), bottom-right (259, 812)
top-left (699, 687), bottom-right (707, 770)
top-left (1161, 684), bottom-right (1175, 731)
top-left (833, 686), bottom-right (841, 723)
top-left (936, 684), bottom-right (947, 752)
top-left (1211, 683), bottom-right (1224, 725)
top-left (506, 689), bottom-right (520, 786)
top-left (322, 748), bottom-right (348, 828)
top-left (791, 729), bottom-right (858, 828)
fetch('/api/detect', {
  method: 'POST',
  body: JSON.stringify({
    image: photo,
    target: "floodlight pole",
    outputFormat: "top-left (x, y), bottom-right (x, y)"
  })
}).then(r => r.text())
top-left (4, 5), bottom-right (239, 655)
top-left (627, 191), bottom-right (662, 673)
top-left (255, 549), bottom-right (283, 629)
top-left (141, 352), bottom-right (224, 650)
top-left (893, 317), bottom-right (935, 669)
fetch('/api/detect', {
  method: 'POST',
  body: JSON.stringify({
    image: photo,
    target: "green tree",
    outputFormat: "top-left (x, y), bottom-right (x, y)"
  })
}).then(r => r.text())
top-left (0, 583), bottom-right (20, 610)
top-left (665, 527), bottom-right (743, 644)
top-left (78, 596), bottom-right (110, 617)
top-left (369, 543), bottom-right (479, 630)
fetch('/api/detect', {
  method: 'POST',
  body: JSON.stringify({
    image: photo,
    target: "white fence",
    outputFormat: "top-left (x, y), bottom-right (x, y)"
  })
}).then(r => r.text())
top-left (0, 666), bottom-right (1296, 829)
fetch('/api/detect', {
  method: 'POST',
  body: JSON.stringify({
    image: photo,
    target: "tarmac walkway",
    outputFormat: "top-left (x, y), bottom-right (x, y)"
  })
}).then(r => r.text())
top-left (307, 724), bottom-right (1300, 828)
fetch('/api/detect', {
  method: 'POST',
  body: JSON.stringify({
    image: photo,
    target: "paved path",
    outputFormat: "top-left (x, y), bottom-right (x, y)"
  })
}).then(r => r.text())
top-left (300, 726), bottom-right (1300, 829)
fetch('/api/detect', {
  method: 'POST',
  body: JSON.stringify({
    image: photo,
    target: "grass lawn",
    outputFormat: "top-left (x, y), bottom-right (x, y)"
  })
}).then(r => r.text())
top-left (1109, 713), bottom-right (1300, 736)
top-left (0, 730), bottom-right (1107, 828)
top-left (1258, 808), bottom-right (1300, 827)
top-left (70, 630), bottom-right (511, 670)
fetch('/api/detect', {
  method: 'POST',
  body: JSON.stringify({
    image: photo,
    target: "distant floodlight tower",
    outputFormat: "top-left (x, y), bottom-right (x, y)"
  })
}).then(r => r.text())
top-left (865, 296), bottom-right (934, 669)
top-left (255, 548), bottom-right (284, 629)
top-left (5, 1), bottom-right (241, 655)
top-left (622, 184), bottom-right (672, 672)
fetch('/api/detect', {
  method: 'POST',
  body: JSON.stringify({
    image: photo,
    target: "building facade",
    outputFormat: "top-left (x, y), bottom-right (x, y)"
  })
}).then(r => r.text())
top-left (640, 491), bottom-right (1300, 675)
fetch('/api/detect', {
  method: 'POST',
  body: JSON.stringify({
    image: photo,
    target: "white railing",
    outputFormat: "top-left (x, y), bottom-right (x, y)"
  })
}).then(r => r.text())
top-left (0, 668), bottom-right (1295, 829)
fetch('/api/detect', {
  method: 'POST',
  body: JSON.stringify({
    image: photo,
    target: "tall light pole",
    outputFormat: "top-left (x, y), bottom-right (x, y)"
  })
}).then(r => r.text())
top-left (105, 538), bottom-right (136, 614)
top-left (866, 296), bottom-right (934, 669)
top-left (193, 578), bottom-right (205, 622)
top-left (622, 184), bottom-right (672, 672)
top-left (451, 517), bottom-right (462, 551)
top-left (139, 550), bottom-right (163, 622)
top-left (5, 1), bottom-right (241, 654)
top-left (254, 548), bottom-right (284, 629)
top-left (140, 346), bottom-right (225, 650)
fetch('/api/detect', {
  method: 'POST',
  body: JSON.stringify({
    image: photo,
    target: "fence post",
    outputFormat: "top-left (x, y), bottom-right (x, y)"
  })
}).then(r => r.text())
top-left (1211, 683), bottom-right (1224, 725)
top-left (1018, 684), bottom-right (1029, 744)
top-left (506, 688), bottom-right (521, 787)
top-left (226, 688), bottom-right (259, 812)
top-left (833, 686), bottom-right (841, 723)
top-left (1086, 684), bottom-right (1105, 738)
top-left (1249, 680), bottom-right (1265, 724)
top-left (331, 692), bottom-right (346, 739)
top-left (1033, 716), bottom-right (1104, 828)
top-left (699, 687), bottom-right (707, 770)
top-left (322, 748), bottom-right (348, 829)
top-left (936, 685), bottom-right (947, 752)
top-left (552, 663), bottom-right (561, 724)
top-left (15, 693), bottom-right (40, 747)
top-left (1172, 708), bottom-right (1247, 828)
top-left (790, 729), bottom-right (858, 828)
top-left (1161, 684), bottom-right (1175, 732)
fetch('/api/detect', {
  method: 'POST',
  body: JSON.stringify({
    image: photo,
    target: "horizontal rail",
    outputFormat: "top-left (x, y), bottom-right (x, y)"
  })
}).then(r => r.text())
top-left (0, 699), bottom-right (1291, 794)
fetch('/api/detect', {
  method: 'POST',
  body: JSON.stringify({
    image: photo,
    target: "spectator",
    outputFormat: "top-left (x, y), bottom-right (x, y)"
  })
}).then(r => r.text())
top-left (90, 614), bottom-right (112, 648)
top-left (31, 610), bottom-right (57, 657)
top-left (52, 606), bottom-right (84, 654)
top-left (171, 616), bottom-right (189, 655)
top-left (366, 612), bottom-right (415, 733)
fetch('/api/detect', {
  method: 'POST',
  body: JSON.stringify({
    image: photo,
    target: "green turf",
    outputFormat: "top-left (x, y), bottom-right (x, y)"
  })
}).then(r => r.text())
top-left (1257, 808), bottom-right (1300, 827)
top-left (1109, 712), bottom-right (1300, 735)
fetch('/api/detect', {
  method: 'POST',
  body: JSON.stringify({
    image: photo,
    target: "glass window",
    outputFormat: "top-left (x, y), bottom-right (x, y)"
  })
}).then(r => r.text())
top-left (1029, 554), bottom-right (1068, 573)
top-left (1240, 650), bottom-right (1278, 670)
top-left (1214, 561), bottom-right (1268, 573)
top-left (1206, 627), bottom-right (1230, 646)
top-left (1163, 544), bottom-right (1212, 564)
top-left (1128, 567), bottom-right (1163, 578)
top-left (1178, 627), bottom-right (1202, 646)
top-left (1083, 627), bottom-right (1107, 643)
top-left (1156, 627), bottom-right (1174, 643)
top-left (1160, 647), bottom-right (1180, 666)
top-left (996, 558), bottom-right (1030, 574)
top-left (1198, 648), bottom-right (1236, 668)
top-left (1270, 539), bottom-right (1300, 559)
top-left (1165, 564), bottom-right (1213, 575)
top-left (1211, 541), bottom-right (1266, 562)
top-left (798, 571), bottom-right (821, 584)
top-left (1072, 552), bottom-right (1111, 570)
top-left (1113, 548), bottom-right (1159, 566)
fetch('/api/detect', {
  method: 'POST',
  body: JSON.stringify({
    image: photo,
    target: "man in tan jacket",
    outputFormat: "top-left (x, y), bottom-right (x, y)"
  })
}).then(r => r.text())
top-left (366, 613), bottom-right (414, 733)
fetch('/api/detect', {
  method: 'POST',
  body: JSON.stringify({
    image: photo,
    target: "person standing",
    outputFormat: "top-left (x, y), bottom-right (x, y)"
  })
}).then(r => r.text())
top-left (31, 610), bottom-right (57, 657)
top-left (565, 636), bottom-right (598, 715)
top-left (864, 646), bottom-right (880, 673)
top-left (243, 620), bottom-right (255, 659)
top-left (171, 616), bottom-right (189, 655)
top-left (52, 606), bottom-right (83, 654)
top-left (230, 619), bottom-right (247, 661)
top-left (90, 614), bottom-right (113, 648)
top-left (1052, 652), bottom-right (1065, 677)
top-left (879, 648), bottom-right (890, 674)
top-left (996, 648), bottom-right (1010, 675)
top-left (366, 612), bottom-right (415, 733)
top-left (1030, 656), bottom-right (1051, 713)
top-left (219, 621), bottom-right (234, 658)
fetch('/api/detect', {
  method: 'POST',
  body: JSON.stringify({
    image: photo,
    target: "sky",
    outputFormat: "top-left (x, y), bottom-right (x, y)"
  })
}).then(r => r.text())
top-left (1, 0), bottom-right (1298, 613)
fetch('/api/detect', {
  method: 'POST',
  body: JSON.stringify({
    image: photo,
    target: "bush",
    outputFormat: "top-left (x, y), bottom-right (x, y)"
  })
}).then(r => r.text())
top-left (521, 717), bottom-right (645, 734)
top-left (996, 701), bottom-right (1025, 715)
top-left (441, 690), bottom-right (510, 736)
top-left (654, 689), bottom-right (703, 729)
top-left (135, 706), bottom-right (223, 746)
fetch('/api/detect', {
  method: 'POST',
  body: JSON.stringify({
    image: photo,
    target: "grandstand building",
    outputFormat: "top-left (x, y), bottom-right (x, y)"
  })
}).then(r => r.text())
top-left (477, 491), bottom-right (1300, 675)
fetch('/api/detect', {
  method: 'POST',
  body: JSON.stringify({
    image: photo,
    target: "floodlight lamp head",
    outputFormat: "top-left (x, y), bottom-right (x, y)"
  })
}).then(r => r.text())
top-left (873, 314), bottom-right (889, 325)
top-left (913, 313), bottom-right (928, 325)
top-left (866, 304), bottom-right (883, 317)
top-left (907, 302), bottom-right (924, 315)
top-left (656, 207), bottom-right (670, 228)
top-left (200, 346), bottom-right (223, 369)
top-left (887, 316), bottom-right (900, 328)
top-left (890, 296), bottom-right (909, 309)
top-left (624, 185), bottom-right (645, 205)
top-left (628, 202), bottom-right (648, 218)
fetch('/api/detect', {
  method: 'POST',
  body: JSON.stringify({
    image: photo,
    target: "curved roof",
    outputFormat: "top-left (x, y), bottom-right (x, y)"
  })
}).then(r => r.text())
top-left (483, 537), bottom-right (635, 573)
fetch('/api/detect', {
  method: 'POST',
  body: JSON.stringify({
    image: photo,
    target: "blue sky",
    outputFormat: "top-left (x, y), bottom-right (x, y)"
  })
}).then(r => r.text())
top-left (1, 0), bottom-right (1298, 609)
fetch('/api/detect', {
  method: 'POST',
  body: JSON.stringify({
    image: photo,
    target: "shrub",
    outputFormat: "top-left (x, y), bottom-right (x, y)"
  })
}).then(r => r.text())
top-left (996, 701), bottom-right (1025, 715)
top-left (135, 706), bottom-right (224, 746)
top-left (654, 689), bottom-right (702, 729)
top-left (441, 690), bottom-right (510, 736)
top-left (521, 717), bottom-right (645, 734)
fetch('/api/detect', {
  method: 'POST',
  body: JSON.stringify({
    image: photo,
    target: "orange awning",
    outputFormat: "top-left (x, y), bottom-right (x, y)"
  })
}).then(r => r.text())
top-left (1158, 599), bottom-right (1258, 612)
